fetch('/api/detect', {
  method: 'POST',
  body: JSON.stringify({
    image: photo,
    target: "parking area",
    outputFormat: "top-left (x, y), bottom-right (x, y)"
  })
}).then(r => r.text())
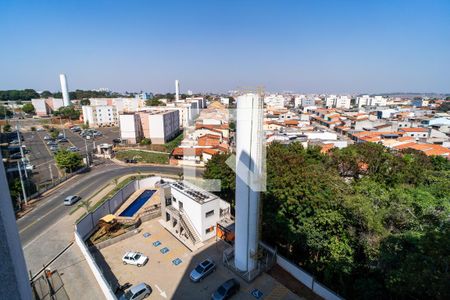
top-left (94, 218), bottom-right (303, 300)
top-left (23, 127), bottom-right (120, 185)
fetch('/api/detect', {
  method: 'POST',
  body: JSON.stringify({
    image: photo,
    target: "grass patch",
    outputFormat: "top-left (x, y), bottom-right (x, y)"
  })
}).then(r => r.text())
top-left (163, 132), bottom-right (184, 153)
top-left (116, 150), bottom-right (169, 164)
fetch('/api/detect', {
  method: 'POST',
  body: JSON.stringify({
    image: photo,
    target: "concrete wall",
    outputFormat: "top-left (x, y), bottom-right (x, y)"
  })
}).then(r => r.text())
top-left (75, 232), bottom-right (116, 300)
top-left (276, 254), bottom-right (343, 300)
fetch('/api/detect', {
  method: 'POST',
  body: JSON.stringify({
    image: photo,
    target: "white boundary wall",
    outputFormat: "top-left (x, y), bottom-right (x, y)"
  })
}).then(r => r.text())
top-left (75, 231), bottom-right (116, 300)
top-left (276, 254), bottom-right (343, 300)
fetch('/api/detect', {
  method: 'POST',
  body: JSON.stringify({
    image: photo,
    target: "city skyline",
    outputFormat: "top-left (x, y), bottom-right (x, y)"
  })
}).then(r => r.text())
top-left (1, 0), bottom-right (450, 93)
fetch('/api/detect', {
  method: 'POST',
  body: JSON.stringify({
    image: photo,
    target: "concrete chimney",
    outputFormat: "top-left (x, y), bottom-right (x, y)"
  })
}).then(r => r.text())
top-left (234, 93), bottom-right (264, 272)
top-left (59, 74), bottom-right (70, 106)
top-left (175, 79), bottom-right (180, 101)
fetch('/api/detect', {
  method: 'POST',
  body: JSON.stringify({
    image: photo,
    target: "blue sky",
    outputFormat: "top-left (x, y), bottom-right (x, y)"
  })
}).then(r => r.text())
top-left (1, 0), bottom-right (449, 94)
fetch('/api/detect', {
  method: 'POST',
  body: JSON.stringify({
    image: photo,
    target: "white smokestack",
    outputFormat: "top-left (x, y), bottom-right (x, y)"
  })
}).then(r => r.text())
top-left (59, 74), bottom-right (70, 106)
top-left (234, 93), bottom-right (264, 272)
top-left (175, 79), bottom-right (180, 101)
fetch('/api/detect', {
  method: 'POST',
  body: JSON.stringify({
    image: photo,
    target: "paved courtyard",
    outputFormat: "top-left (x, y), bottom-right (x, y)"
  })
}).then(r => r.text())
top-left (95, 218), bottom-right (304, 300)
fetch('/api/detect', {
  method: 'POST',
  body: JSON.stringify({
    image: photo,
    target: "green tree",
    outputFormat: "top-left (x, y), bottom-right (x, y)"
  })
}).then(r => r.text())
top-left (80, 99), bottom-right (90, 105)
top-left (40, 90), bottom-right (53, 98)
top-left (145, 99), bottom-right (164, 106)
top-left (22, 103), bottom-right (35, 114)
top-left (55, 149), bottom-right (83, 172)
top-left (139, 138), bottom-right (151, 145)
top-left (203, 153), bottom-right (235, 205)
top-left (3, 124), bottom-right (12, 132)
top-left (0, 104), bottom-right (13, 119)
top-left (54, 106), bottom-right (80, 119)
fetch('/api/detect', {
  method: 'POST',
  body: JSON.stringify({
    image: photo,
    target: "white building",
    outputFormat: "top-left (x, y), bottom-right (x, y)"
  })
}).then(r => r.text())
top-left (220, 97), bottom-right (230, 106)
top-left (325, 95), bottom-right (351, 109)
top-left (264, 94), bottom-right (286, 108)
top-left (357, 95), bottom-right (387, 107)
top-left (82, 105), bottom-right (118, 127)
top-left (160, 181), bottom-right (231, 245)
top-left (147, 110), bottom-right (180, 144)
top-left (119, 113), bottom-right (142, 144)
top-left (120, 110), bottom-right (180, 144)
top-left (31, 98), bottom-right (64, 116)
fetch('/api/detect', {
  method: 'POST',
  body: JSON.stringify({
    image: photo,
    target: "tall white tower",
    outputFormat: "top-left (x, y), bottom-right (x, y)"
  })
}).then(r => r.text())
top-left (234, 93), bottom-right (264, 272)
top-left (59, 74), bottom-right (70, 106)
top-left (175, 79), bottom-right (180, 101)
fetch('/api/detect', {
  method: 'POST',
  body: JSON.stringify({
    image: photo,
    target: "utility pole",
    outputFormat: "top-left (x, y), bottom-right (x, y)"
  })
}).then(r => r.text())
top-left (49, 165), bottom-right (54, 184)
top-left (59, 116), bottom-right (66, 138)
top-left (84, 138), bottom-right (90, 166)
top-left (17, 161), bottom-right (28, 205)
top-left (15, 123), bottom-right (28, 179)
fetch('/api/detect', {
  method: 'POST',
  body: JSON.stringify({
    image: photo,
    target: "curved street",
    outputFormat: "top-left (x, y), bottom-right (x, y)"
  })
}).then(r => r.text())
top-left (18, 162), bottom-right (202, 247)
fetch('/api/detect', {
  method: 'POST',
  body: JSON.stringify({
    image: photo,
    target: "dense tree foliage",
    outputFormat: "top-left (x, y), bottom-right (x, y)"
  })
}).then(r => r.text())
top-left (438, 101), bottom-right (450, 112)
top-left (53, 106), bottom-right (80, 120)
top-left (145, 99), bottom-right (165, 106)
top-left (42, 89), bottom-right (125, 100)
top-left (204, 142), bottom-right (450, 299)
top-left (0, 89), bottom-right (39, 100)
top-left (54, 149), bottom-right (83, 172)
top-left (0, 104), bottom-right (13, 119)
top-left (79, 99), bottom-right (91, 105)
top-left (21, 103), bottom-right (35, 114)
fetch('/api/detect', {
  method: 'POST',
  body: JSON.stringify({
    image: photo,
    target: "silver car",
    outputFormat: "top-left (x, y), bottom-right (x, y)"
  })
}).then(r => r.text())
top-left (190, 258), bottom-right (216, 282)
top-left (120, 283), bottom-right (152, 300)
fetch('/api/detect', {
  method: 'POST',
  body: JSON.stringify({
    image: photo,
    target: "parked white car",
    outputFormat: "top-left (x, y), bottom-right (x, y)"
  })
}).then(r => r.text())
top-left (119, 283), bottom-right (152, 300)
top-left (122, 251), bottom-right (148, 267)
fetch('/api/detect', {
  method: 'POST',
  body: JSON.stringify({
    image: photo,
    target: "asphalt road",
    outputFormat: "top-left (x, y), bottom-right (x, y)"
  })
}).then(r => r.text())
top-left (18, 162), bottom-right (202, 247)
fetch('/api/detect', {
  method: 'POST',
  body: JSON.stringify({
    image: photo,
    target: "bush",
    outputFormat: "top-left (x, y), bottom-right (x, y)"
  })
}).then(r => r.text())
top-left (140, 138), bottom-right (151, 145)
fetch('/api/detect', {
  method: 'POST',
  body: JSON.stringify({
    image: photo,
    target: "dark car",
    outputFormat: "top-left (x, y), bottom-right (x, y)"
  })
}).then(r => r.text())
top-left (10, 152), bottom-right (22, 159)
top-left (57, 138), bottom-right (68, 143)
top-left (125, 159), bottom-right (137, 164)
top-left (112, 138), bottom-right (122, 144)
top-left (211, 279), bottom-right (240, 300)
top-left (190, 258), bottom-right (216, 282)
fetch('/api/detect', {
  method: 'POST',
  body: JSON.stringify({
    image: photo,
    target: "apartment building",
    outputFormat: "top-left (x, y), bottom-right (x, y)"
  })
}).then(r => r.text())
top-left (82, 105), bottom-right (118, 127)
top-left (356, 95), bottom-right (387, 107)
top-left (119, 113), bottom-right (142, 144)
top-left (325, 95), bottom-right (351, 109)
top-left (119, 110), bottom-right (180, 144)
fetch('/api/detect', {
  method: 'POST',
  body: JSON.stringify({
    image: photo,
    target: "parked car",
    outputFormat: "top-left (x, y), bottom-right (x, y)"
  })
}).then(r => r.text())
top-left (9, 139), bottom-right (20, 145)
top-left (71, 126), bottom-right (81, 132)
top-left (10, 152), bottom-right (22, 159)
top-left (122, 251), bottom-right (148, 267)
top-left (190, 258), bottom-right (216, 282)
top-left (93, 131), bottom-right (102, 137)
top-left (125, 159), bottom-right (138, 164)
top-left (47, 140), bottom-right (57, 145)
top-left (64, 195), bottom-right (81, 206)
top-left (119, 283), bottom-right (152, 300)
top-left (112, 138), bottom-right (122, 144)
top-left (44, 135), bottom-right (52, 140)
top-left (68, 146), bottom-right (79, 152)
top-left (36, 127), bottom-right (46, 132)
top-left (211, 279), bottom-right (240, 300)
top-left (25, 164), bottom-right (35, 171)
top-left (57, 138), bottom-right (68, 143)
top-left (57, 133), bottom-right (65, 139)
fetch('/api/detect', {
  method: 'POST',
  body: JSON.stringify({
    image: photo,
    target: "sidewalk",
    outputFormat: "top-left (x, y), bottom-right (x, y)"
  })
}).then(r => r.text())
top-left (23, 172), bottom-right (168, 299)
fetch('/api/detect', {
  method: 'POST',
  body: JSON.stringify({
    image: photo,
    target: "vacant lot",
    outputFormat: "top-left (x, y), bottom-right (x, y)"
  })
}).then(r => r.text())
top-left (116, 150), bottom-right (169, 164)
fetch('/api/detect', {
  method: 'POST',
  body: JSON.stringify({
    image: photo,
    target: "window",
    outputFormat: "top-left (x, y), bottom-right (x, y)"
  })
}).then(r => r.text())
top-left (205, 210), bottom-right (214, 218)
top-left (205, 226), bottom-right (215, 234)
